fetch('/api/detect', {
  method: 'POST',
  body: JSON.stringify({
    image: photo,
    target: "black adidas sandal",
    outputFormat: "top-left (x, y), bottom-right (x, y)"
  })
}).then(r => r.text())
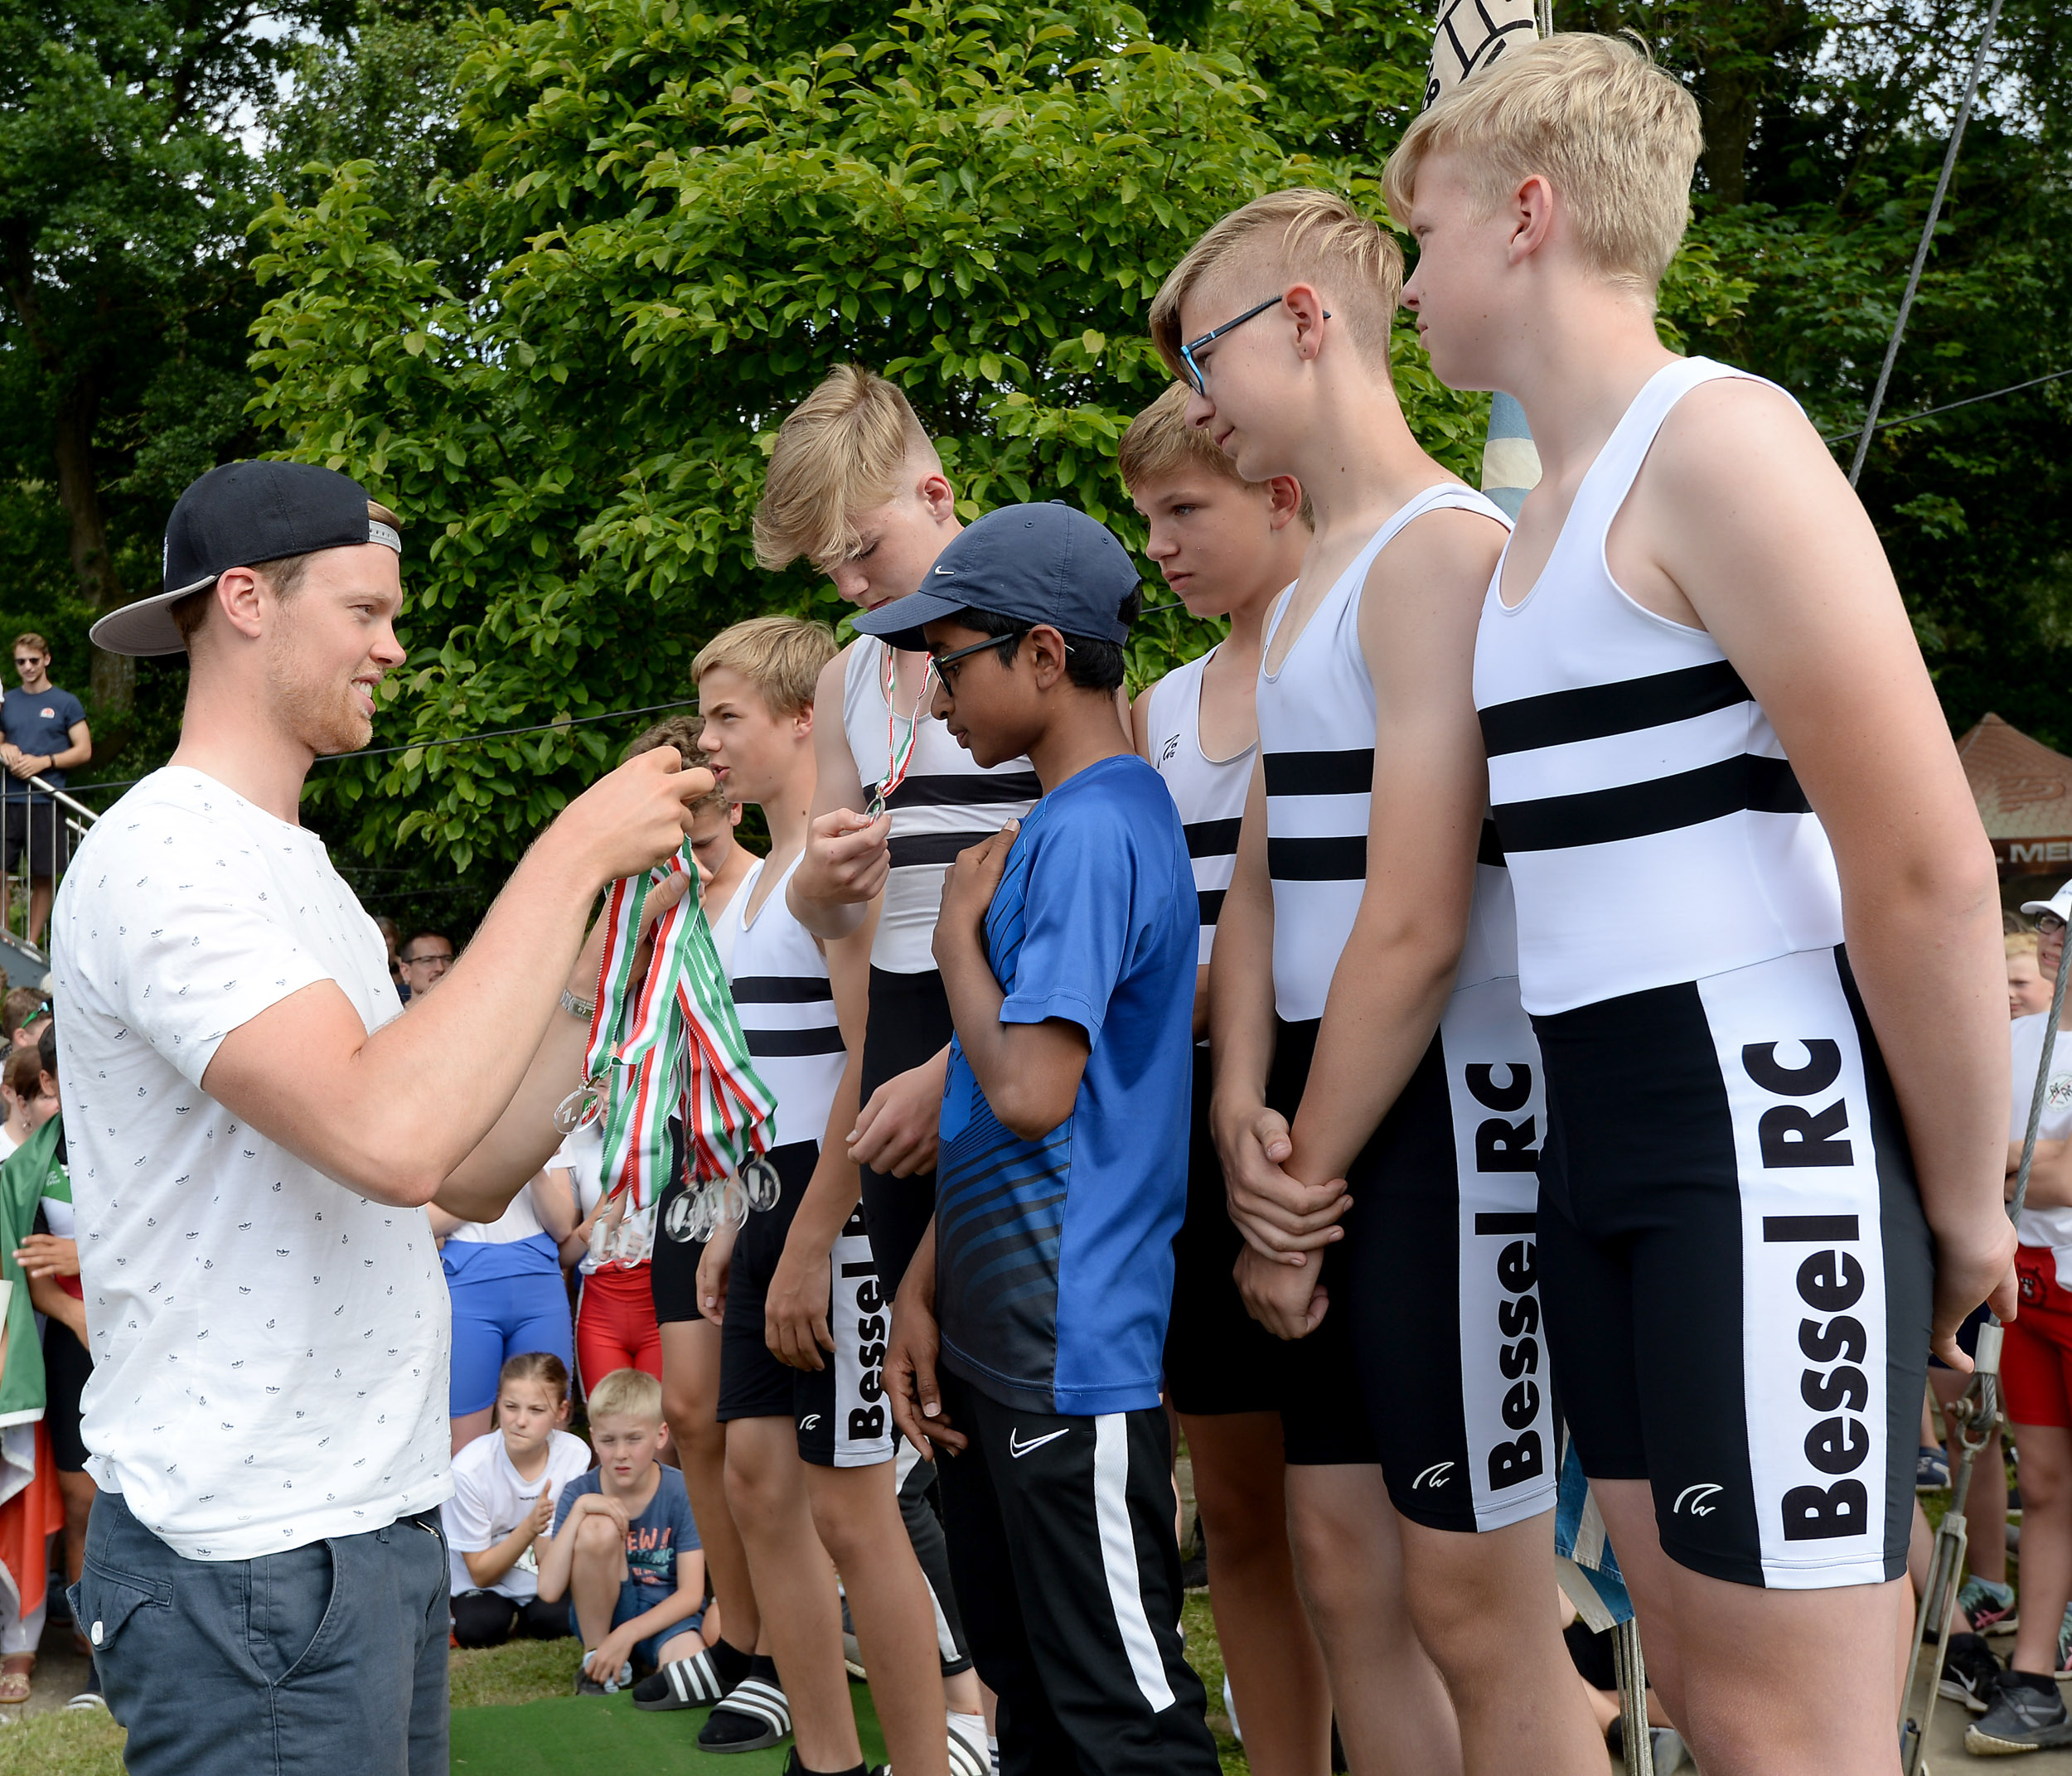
top-left (697, 1675), bottom-right (792, 1753)
top-left (632, 1647), bottom-right (725, 1711)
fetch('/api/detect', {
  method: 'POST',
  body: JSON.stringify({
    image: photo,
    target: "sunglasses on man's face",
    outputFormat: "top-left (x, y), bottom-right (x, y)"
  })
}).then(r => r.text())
top-left (1177, 295), bottom-right (1330, 396)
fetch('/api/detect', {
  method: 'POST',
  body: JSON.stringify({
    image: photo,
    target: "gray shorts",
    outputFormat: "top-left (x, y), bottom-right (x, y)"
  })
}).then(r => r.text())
top-left (72, 1489), bottom-right (450, 1776)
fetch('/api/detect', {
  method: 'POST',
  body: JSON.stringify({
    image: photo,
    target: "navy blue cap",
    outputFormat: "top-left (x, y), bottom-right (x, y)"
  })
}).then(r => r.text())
top-left (852, 502), bottom-right (1140, 652)
top-left (91, 459), bottom-right (401, 658)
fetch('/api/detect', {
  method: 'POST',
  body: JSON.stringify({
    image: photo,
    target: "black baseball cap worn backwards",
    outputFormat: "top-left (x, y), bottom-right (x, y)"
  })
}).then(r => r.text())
top-left (851, 501), bottom-right (1140, 653)
top-left (90, 459), bottom-right (403, 660)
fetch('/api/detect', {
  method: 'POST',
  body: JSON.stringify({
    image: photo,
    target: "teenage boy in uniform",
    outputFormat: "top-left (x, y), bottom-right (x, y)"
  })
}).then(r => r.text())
top-left (51, 460), bottom-right (705, 1775)
top-left (1118, 385), bottom-right (1334, 1776)
top-left (875, 502), bottom-right (1219, 1776)
top-left (756, 365), bottom-right (1022, 1732)
top-left (685, 617), bottom-right (966, 1776)
top-left (1385, 35), bottom-right (2014, 1769)
top-left (1150, 188), bottom-right (1603, 1773)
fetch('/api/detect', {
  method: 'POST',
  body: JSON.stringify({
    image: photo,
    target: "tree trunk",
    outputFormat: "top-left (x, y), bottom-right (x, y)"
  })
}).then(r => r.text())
top-left (51, 379), bottom-right (136, 716)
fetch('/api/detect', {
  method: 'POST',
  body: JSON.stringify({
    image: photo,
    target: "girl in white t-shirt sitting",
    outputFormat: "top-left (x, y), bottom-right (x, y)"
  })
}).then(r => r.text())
top-left (443, 1353), bottom-right (594, 1648)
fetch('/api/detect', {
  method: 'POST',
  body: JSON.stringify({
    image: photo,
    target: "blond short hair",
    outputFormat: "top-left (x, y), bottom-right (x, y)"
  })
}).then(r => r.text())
top-left (1382, 34), bottom-right (1702, 308)
top-left (692, 615), bottom-right (837, 718)
top-left (2009, 931), bottom-right (2041, 961)
top-left (585, 1367), bottom-right (663, 1424)
top-left (754, 366), bottom-right (938, 571)
top-left (1150, 189), bottom-right (1401, 380)
top-left (1117, 384), bottom-right (1315, 528)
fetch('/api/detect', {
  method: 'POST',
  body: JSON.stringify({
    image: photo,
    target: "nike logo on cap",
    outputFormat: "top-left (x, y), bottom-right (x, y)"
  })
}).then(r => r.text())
top-left (1008, 1428), bottom-right (1071, 1459)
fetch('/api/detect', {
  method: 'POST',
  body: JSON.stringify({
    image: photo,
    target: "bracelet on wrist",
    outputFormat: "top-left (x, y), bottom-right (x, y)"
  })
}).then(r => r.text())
top-left (559, 988), bottom-right (595, 1021)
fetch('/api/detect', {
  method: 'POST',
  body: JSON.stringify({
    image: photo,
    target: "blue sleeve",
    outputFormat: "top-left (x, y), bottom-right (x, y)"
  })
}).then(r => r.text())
top-left (998, 808), bottom-right (1137, 1043)
top-left (59, 692), bottom-right (85, 726)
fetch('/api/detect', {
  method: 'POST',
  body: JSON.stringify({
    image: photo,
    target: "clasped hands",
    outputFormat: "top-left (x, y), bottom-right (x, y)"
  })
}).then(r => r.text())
top-left (1213, 1098), bottom-right (1350, 1342)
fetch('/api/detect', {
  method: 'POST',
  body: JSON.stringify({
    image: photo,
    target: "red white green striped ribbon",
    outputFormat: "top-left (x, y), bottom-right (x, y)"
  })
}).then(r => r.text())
top-left (868, 641), bottom-right (931, 815)
top-left (579, 840), bottom-right (776, 1217)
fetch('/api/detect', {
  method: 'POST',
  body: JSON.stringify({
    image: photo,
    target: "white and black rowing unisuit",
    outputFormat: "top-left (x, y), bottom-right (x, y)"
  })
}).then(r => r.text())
top-left (1259, 481), bottom-right (1521, 1019)
top-left (712, 853), bottom-right (845, 1151)
top-left (1256, 482), bottom-right (1555, 1535)
top-left (1472, 356), bottom-right (1843, 1019)
top-left (1473, 356), bottom-right (1926, 1590)
top-left (1143, 646), bottom-right (1252, 967)
top-left (842, 639), bottom-right (1039, 975)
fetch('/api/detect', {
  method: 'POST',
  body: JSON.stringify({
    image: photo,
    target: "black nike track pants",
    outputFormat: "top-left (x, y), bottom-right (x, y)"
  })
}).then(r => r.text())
top-left (932, 1373), bottom-right (1220, 1776)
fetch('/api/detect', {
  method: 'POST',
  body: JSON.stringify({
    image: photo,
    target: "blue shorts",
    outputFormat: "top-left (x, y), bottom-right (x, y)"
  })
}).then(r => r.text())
top-left (568, 1587), bottom-right (704, 1672)
top-left (443, 1234), bottom-right (573, 1416)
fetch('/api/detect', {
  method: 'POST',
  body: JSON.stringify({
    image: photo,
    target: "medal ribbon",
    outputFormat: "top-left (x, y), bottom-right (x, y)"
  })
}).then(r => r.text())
top-left (871, 641), bottom-right (931, 813)
top-left (580, 840), bottom-right (777, 1215)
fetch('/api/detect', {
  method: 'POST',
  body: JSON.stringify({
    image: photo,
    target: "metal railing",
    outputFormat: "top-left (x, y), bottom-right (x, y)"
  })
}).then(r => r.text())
top-left (0, 772), bottom-right (99, 963)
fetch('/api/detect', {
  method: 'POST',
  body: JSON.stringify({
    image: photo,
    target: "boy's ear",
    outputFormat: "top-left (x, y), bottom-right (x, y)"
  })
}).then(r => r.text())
top-left (1283, 284), bottom-right (1329, 363)
top-left (1264, 477), bottom-right (1305, 530)
top-left (1026, 624), bottom-right (1072, 690)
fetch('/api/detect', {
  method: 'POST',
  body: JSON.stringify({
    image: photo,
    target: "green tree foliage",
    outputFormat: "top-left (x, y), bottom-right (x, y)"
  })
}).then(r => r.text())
top-left (0, 0), bottom-right (359, 723)
top-left (248, 0), bottom-right (1516, 875)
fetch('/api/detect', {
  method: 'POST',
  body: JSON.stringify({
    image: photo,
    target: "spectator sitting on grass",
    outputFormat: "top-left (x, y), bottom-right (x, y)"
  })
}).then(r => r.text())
top-left (537, 1367), bottom-right (718, 1697)
top-left (443, 1352), bottom-right (590, 1650)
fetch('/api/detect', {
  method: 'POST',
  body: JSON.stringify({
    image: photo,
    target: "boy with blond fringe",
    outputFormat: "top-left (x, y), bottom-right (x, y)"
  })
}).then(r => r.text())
top-left (758, 367), bottom-right (1023, 1762)
top-left (684, 617), bottom-right (975, 1776)
top-left (1385, 33), bottom-right (2016, 1767)
top-left (1119, 385), bottom-right (1335, 1776)
top-left (1150, 187), bottom-right (1605, 1773)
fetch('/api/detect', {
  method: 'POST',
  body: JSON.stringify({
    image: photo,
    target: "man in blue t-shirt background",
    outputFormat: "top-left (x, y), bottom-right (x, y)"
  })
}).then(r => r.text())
top-left (869, 503), bottom-right (1218, 1776)
top-left (0, 632), bottom-right (90, 949)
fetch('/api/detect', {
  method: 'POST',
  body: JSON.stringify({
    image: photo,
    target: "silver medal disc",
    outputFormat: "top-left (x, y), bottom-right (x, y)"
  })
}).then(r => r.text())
top-left (740, 1154), bottom-right (781, 1212)
top-left (554, 1083), bottom-right (598, 1135)
top-left (865, 791), bottom-right (888, 820)
top-left (663, 1188), bottom-right (704, 1244)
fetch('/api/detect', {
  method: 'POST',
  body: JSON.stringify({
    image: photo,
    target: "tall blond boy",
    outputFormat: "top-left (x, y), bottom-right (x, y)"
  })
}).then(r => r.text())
top-left (1150, 188), bottom-right (1605, 1772)
top-left (757, 367), bottom-right (1022, 1749)
top-left (1118, 386), bottom-right (1335, 1775)
top-left (1385, 33), bottom-right (2014, 1769)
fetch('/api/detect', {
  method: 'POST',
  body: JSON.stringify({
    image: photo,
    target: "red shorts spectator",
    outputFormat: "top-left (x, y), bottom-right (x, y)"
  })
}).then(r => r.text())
top-left (576, 1259), bottom-right (663, 1392)
top-left (2002, 1246), bottom-right (2072, 1428)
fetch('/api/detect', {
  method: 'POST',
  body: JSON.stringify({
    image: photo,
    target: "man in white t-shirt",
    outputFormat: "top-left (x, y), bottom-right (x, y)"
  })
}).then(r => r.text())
top-left (51, 460), bottom-right (704, 1776)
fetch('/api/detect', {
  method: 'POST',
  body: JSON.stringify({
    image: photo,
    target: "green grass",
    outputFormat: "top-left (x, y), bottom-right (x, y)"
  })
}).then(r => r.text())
top-left (7, 1591), bottom-right (1254, 1774)
top-left (0, 1708), bottom-right (127, 1776)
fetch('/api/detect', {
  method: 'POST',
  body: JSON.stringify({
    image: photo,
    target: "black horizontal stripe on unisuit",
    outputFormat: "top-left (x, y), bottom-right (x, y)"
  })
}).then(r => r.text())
top-left (1262, 748), bottom-right (1373, 797)
top-left (744, 1024), bottom-right (846, 1057)
top-left (1184, 817), bottom-right (1242, 859)
top-left (888, 772), bottom-right (1042, 810)
top-left (729, 975), bottom-right (834, 1004)
top-left (1197, 888), bottom-right (1227, 927)
top-left (1493, 753), bottom-right (1808, 853)
top-left (1479, 660), bottom-right (1751, 758)
top-left (1267, 835), bottom-right (1367, 881)
top-left (888, 830), bottom-right (1000, 869)
top-left (1477, 820), bottom-right (1505, 867)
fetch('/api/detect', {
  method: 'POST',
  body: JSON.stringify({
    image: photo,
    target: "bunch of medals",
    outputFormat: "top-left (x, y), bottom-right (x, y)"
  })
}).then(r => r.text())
top-left (555, 837), bottom-right (779, 1263)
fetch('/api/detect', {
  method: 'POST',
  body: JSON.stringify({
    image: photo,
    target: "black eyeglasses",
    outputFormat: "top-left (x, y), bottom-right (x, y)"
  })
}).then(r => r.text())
top-left (1177, 295), bottom-right (1329, 395)
top-left (2040, 912), bottom-right (2067, 937)
top-left (931, 632), bottom-right (1072, 687)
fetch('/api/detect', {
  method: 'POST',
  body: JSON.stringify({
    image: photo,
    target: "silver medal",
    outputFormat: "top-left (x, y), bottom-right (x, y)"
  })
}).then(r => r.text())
top-left (740, 1154), bottom-right (781, 1212)
top-left (554, 1082), bottom-right (600, 1135)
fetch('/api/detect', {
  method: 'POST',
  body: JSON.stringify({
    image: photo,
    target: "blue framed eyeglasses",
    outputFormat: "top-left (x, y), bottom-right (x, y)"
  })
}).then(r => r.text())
top-left (1177, 296), bottom-right (1329, 394)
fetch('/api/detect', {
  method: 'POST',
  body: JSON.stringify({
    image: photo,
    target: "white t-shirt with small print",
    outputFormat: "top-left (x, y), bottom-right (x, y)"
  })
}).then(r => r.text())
top-left (443, 1427), bottom-right (592, 1600)
top-left (51, 766), bottom-right (451, 1561)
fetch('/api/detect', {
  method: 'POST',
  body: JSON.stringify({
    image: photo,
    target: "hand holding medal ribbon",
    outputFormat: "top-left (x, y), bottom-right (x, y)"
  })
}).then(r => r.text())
top-left (556, 838), bottom-right (780, 1261)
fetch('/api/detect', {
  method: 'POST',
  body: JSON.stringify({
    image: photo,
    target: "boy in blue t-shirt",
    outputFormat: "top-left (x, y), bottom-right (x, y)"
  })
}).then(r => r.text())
top-left (537, 1368), bottom-right (709, 1694)
top-left (862, 504), bottom-right (1218, 1776)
